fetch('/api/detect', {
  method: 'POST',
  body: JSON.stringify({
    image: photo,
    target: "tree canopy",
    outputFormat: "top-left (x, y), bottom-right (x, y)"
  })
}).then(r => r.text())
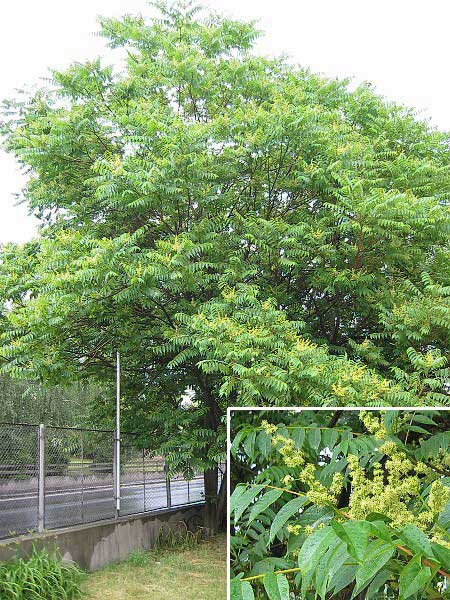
top-left (230, 409), bottom-right (450, 599)
top-left (1, 1), bottom-right (450, 527)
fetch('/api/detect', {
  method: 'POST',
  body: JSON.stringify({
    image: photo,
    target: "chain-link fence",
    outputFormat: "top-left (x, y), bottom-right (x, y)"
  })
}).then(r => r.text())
top-left (0, 424), bottom-right (38, 539)
top-left (44, 426), bottom-right (115, 530)
top-left (0, 423), bottom-right (222, 540)
top-left (120, 432), bottom-right (170, 516)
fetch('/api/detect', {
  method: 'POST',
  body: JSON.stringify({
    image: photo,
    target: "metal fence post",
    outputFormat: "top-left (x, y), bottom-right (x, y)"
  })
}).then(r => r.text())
top-left (38, 424), bottom-right (45, 533)
top-left (80, 431), bottom-right (85, 524)
top-left (142, 449), bottom-right (147, 512)
top-left (113, 430), bottom-right (120, 518)
top-left (164, 463), bottom-right (172, 509)
top-left (114, 351), bottom-right (121, 518)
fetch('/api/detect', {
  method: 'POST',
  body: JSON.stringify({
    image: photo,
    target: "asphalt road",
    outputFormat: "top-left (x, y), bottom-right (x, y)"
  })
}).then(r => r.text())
top-left (0, 477), bottom-right (204, 538)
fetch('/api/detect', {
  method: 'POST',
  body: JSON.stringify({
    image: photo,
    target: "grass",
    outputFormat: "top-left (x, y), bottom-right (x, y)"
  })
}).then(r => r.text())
top-left (82, 534), bottom-right (226, 600)
top-left (0, 547), bottom-right (85, 599)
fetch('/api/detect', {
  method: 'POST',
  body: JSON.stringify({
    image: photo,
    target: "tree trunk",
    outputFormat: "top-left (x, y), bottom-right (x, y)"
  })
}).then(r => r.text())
top-left (204, 467), bottom-right (219, 535)
top-left (203, 466), bottom-right (227, 535)
top-left (195, 371), bottom-right (226, 535)
top-left (216, 467), bottom-right (227, 531)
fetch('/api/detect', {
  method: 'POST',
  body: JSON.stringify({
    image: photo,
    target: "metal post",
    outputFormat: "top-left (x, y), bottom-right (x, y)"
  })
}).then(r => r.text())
top-left (142, 449), bottom-right (147, 512)
top-left (164, 463), bottom-right (172, 509)
top-left (80, 432), bottom-right (85, 523)
top-left (38, 424), bottom-right (45, 533)
top-left (114, 351), bottom-right (121, 517)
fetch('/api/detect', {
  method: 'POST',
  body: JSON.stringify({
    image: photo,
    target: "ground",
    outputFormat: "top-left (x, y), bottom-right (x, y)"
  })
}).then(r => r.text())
top-left (82, 534), bottom-right (226, 599)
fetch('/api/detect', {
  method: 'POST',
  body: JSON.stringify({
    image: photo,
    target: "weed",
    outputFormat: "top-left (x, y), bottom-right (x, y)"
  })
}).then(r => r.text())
top-left (126, 549), bottom-right (150, 567)
top-left (154, 520), bottom-right (204, 551)
top-left (0, 546), bottom-right (85, 599)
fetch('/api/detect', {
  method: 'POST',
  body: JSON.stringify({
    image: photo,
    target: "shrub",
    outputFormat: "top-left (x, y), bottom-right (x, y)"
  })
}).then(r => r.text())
top-left (0, 547), bottom-right (85, 599)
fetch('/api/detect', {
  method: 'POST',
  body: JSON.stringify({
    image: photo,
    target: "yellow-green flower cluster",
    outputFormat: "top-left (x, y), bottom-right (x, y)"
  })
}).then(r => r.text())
top-left (359, 411), bottom-right (388, 439)
top-left (299, 464), bottom-right (343, 507)
top-left (330, 472), bottom-right (345, 498)
top-left (261, 420), bottom-right (278, 435)
top-left (264, 419), bottom-right (450, 546)
top-left (282, 474), bottom-right (294, 488)
top-left (347, 452), bottom-right (417, 527)
top-left (379, 440), bottom-right (397, 455)
top-left (347, 445), bottom-right (450, 533)
top-left (271, 435), bottom-right (305, 468)
top-left (414, 461), bottom-right (433, 477)
top-left (417, 480), bottom-right (450, 534)
top-left (428, 480), bottom-right (450, 513)
top-left (286, 524), bottom-right (302, 535)
top-left (426, 449), bottom-right (450, 471)
top-left (443, 452), bottom-right (450, 468)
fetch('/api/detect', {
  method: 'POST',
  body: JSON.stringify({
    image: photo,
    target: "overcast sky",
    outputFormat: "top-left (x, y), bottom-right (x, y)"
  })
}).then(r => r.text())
top-left (1, 0), bottom-right (449, 244)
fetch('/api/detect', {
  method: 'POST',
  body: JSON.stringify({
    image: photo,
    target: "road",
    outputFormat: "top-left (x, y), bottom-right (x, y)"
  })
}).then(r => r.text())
top-left (0, 477), bottom-right (204, 539)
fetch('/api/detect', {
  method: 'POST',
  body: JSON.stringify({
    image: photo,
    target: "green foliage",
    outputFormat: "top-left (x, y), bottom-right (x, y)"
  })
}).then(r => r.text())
top-left (231, 578), bottom-right (256, 600)
top-left (0, 376), bottom-right (107, 477)
top-left (263, 572), bottom-right (290, 600)
top-left (1, 0), bottom-right (450, 520)
top-left (0, 547), bottom-right (85, 599)
top-left (0, 375), bottom-right (103, 426)
top-left (230, 410), bottom-right (450, 599)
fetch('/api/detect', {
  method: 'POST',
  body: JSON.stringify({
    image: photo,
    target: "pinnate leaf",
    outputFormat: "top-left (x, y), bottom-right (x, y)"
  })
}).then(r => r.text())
top-left (353, 540), bottom-right (395, 596)
top-left (248, 488), bottom-right (283, 523)
top-left (230, 578), bottom-right (255, 600)
top-left (269, 495), bottom-right (307, 542)
top-left (232, 484), bottom-right (265, 522)
top-left (399, 524), bottom-right (433, 558)
top-left (399, 555), bottom-right (432, 599)
top-left (263, 573), bottom-right (290, 600)
top-left (331, 519), bottom-right (370, 562)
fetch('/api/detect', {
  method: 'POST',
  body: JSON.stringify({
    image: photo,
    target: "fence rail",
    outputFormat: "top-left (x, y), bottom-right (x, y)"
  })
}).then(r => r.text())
top-left (0, 423), bottom-right (221, 539)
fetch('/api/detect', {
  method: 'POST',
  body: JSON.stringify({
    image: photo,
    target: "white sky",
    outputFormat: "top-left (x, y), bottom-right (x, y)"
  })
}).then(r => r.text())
top-left (1, 0), bottom-right (449, 244)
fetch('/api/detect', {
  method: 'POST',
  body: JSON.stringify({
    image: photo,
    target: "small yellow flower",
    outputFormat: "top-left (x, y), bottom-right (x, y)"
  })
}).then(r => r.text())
top-left (331, 383), bottom-right (348, 397)
top-left (287, 524), bottom-right (302, 535)
top-left (282, 474), bottom-right (294, 487)
top-left (360, 411), bottom-right (387, 439)
top-left (261, 420), bottom-right (278, 435)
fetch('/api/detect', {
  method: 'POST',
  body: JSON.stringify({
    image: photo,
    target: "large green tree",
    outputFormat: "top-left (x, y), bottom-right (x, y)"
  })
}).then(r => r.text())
top-left (1, 1), bottom-right (450, 530)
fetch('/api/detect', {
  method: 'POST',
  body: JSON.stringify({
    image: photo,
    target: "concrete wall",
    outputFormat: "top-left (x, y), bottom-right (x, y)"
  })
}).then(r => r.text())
top-left (0, 504), bottom-right (205, 571)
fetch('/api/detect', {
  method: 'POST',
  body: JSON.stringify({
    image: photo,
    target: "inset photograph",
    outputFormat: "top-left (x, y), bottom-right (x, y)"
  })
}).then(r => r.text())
top-left (229, 409), bottom-right (450, 599)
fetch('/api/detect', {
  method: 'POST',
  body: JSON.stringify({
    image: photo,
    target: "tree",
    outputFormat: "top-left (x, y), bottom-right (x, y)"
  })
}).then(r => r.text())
top-left (0, 375), bottom-right (102, 425)
top-left (0, 376), bottom-right (105, 480)
top-left (1, 1), bottom-right (450, 531)
top-left (230, 409), bottom-right (450, 599)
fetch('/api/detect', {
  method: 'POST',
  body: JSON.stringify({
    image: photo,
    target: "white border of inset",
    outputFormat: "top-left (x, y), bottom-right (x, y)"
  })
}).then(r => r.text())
top-left (226, 405), bottom-right (450, 599)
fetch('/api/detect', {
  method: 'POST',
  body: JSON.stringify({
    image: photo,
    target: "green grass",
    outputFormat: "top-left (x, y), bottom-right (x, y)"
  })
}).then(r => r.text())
top-left (82, 534), bottom-right (226, 599)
